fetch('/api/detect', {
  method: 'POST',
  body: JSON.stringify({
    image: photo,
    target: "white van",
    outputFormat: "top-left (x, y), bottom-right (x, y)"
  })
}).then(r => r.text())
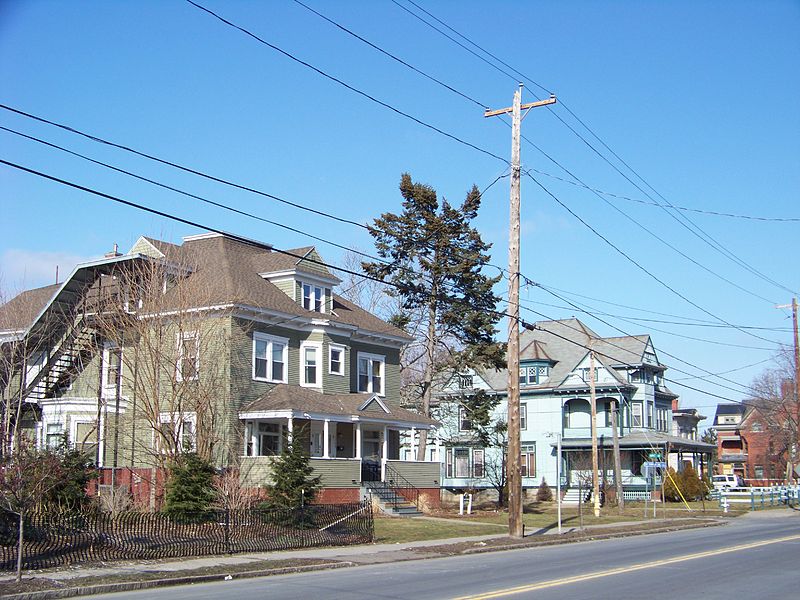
top-left (712, 474), bottom-right (744, 489)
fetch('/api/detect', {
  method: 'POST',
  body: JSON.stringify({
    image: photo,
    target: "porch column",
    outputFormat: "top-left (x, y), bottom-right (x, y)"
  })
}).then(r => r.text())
top-left (355, 422), bottom-right (362, 459)
top-left (287, 416), bottom-right (294, 445)
top-left (381, 425), bottom-right (388, 481)
top-left (323, 419), bottom-right (330, 459)
top-left (249, 421), bottom-right (257, 456)
top-left (410, 427), bottom-right (416, 461)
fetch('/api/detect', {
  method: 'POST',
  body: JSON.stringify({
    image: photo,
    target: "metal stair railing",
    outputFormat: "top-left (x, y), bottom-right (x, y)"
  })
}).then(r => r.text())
top-left (382, 462), bottom-right (421, 511)
top-left (22, 314), bottom-right (98, 402)
top-left (362, 462), bottom-right (421, 512)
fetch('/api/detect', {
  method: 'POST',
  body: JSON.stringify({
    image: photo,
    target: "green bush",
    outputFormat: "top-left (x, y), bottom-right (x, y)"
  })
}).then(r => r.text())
top-left (162, 452), bottom-right (216, 520)
top-left (261, 429), bottom-right (321, 511)
top-left (536, 477), bottom-right (553, 502)
top-left (664, 464), bottom-right (707, 502)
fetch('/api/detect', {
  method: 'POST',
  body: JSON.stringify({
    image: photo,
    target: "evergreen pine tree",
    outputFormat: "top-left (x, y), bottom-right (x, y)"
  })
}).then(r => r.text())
top-left (162, 452), bottom-right (216, 520)
top-left (264, 431), bottom-right (321, 510)
top-left (536, 477), bottom-right (553, 502)
top-left (364, 173), bottom-right (505, 460)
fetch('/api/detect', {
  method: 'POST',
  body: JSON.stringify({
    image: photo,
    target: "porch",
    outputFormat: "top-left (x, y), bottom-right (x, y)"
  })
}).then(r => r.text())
top-left (238, 385), bottom-right (440, 491)
top-left (556, 431), bottom-right (715, 493)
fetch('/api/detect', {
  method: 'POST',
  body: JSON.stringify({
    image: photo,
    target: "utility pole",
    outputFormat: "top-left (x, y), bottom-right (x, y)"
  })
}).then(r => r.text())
top-left (777, 298), bottom-right (800, 475)
top-left (589, 347), bottom-right (600, 517)
top-left (485, 86), bottom-right (555, 538)
top-left (611, 398), bottom-right (625, 513)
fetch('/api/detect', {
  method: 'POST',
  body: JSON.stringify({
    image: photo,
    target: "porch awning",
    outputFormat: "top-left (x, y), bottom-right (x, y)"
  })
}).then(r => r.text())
top-left (239, 384), bottom-right (439, 429)
top-left (555, 431), bottom-right (714, 453)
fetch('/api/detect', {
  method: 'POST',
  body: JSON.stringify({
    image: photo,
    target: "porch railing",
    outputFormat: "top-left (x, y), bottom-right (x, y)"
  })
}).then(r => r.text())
top-left (364, 462), bottom-right (421, 511)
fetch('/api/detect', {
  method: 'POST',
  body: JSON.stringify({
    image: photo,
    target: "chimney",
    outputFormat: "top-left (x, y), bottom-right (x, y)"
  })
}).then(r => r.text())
top-left (105, 243), bottom-right (122, 259)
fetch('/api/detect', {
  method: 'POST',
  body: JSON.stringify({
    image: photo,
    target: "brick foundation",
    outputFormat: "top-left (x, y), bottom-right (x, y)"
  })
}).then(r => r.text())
top-left (312, 488), bottom-right (361, 504)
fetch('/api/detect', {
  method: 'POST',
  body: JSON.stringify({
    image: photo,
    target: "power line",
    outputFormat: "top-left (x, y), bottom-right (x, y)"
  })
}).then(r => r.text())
top-left (0, 104), bottom-right (368, 230)
top-left (523, 171), bottom-right (784, 348)
top-left (184, 0), bottom-right (507, 165)
top-left (284, 2), bottom-right (787, 316)
top-left (532, 168), bottom-right (800, 222)
top-left (0, 124), bottom-right (510, 301)
top-left (392, 0), bottom-right (798, 297)
top-left (518, 282), bottom-right (756, 395)
top-left (291, 0), bottom-right (487, 111)
top-left (2, 156), bottom-right (749, 406)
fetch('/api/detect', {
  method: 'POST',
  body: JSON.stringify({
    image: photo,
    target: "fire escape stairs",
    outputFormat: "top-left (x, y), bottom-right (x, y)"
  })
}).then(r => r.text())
top-left (22, 315), bottom-right (99, 402)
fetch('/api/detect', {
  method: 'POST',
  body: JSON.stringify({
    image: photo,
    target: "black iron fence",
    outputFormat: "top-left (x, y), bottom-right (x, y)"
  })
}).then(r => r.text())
top-left (0, 502), bottom-right (373, 571)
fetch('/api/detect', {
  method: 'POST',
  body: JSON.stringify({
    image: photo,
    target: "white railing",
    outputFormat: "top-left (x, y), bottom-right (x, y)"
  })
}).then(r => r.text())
top-left (712, 485), bottom-right (800, 511)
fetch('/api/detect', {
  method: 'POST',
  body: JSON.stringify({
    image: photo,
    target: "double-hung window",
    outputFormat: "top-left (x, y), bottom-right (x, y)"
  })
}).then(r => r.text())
top-left (300, 342), bottom-right (322, 387)
top-left (302, 283), bottom-right (325, 313)
top-left (253, 333), bottom-right (288, 383)
top-left (102, 343), bottom-right (123, 396)
top-left (631, 402), bottom-right (643, 428)
top-left (159, 413), bottom-right (196, 452)
top-left (520, 403), bottom-right (527, 430)
top-left (520, 444), bottom-right (536, 477)
top-left (357, 352), bottom-right (384, 395)
top-left (176, 332), bottom-right (199, 382)
top-left (458, 407), bottom-right (472, 431)
top-left (329, 344), bottom-right (345, 376)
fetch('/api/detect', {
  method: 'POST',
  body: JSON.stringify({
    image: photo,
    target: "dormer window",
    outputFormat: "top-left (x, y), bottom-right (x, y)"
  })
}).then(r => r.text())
top-left (302, 283), bottom-right (325, 313)
top-left (519, 361), bottom-right (550, 386)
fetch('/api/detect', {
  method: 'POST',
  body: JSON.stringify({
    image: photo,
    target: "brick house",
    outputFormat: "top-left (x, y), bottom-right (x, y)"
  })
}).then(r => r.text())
top-left (713, 401), bottom-right (796, 485)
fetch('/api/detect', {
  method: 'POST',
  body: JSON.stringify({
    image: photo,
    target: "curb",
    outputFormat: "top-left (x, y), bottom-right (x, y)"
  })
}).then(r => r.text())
top-left (459, 519), bottom-right (724, 555)
top-left (3, 561), bottom-right (354, 600)
top-left (2, 519), bottom-right (726, 600)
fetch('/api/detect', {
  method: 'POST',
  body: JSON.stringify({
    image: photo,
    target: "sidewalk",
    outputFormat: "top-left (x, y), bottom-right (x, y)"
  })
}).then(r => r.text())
top-left (0, 515), bottom-right (728, 598)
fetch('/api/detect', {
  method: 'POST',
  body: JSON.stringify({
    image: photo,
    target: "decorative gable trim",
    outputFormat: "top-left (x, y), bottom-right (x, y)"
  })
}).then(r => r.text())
top-left (358, 394), bottom-right (390, 413)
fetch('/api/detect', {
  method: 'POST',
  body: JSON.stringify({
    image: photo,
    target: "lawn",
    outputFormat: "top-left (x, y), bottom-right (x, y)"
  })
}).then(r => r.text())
top-left (373, 516), bottom-right (506, 543)
top-left (372, 499), bottom-right (742, 544)
top-left (426, 500), bottom-right (745, 532)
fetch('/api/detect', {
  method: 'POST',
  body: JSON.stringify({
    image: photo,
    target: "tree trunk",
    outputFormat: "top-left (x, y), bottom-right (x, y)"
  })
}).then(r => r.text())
top-left (16, 511), bottom-right (24, 583)
top-left (416, 293), bottom-right (438, 461)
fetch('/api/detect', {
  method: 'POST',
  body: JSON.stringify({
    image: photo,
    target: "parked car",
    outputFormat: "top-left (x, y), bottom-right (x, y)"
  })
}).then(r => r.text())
top-left (712, 474), bottom-right (744, 489)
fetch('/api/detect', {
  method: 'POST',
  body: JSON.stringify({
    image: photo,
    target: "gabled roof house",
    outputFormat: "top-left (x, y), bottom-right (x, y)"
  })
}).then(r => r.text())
top-left (0, 233), bottom-right (439, 508)
top-left (428, 318), bottom-right (713, 502)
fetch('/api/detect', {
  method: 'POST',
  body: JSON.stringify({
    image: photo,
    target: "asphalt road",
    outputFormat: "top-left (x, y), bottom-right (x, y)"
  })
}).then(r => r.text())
top-left (90, 511), bottom-right (800, 600)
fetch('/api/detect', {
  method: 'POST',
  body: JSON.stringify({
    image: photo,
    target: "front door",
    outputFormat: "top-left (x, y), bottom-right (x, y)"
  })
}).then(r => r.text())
top-left (362, 429), bottom-right (382, 481)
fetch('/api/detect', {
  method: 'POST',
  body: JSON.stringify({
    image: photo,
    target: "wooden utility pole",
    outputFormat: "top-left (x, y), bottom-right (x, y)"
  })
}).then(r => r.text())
top-left (589, 348), bottom-right (600, 517)
top-left (611, 398), bottom-right (625, 513)
top-left (777, 298), bottom-right (800, 471)
top-left (485, 86), bottom-right (555, 538)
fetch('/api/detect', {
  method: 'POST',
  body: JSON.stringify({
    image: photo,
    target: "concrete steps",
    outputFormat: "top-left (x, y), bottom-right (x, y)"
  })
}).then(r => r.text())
top-left (364, 484), bottom-right (422, 517)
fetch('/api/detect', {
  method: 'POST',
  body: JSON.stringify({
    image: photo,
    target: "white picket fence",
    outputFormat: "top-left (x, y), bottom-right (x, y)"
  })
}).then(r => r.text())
top-left (710, 485), bottom-right (800, 511)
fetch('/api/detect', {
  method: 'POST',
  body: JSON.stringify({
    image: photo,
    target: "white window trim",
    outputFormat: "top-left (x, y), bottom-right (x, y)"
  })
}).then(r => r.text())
top-left (71, 417), bottom-right (102, 465)
top-left (301, 282), bottom-right (326, 314)
top-left (300, 341), bottom-right (323, 388)
top-left (102, 342), bottom-right (123, 397)
top-left (252, 332), bottom-right (289, 383)
top-left (328, 343), bottom-right (346, 376)
top-left (520, 402), bottom-right (527, 430)
top-left (158, 411), bottom-right (197, 453)
top-left (357, 351), bottom-right (386, 396)
top-left (176, 331), bottom-right (199, 382)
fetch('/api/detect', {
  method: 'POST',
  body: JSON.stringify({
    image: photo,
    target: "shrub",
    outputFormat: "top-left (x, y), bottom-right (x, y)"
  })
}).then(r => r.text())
top-left (162, 452), bottom-right (216, 520)
top-left (261, 429), bottom-right (321, 510)
top-left (536, 477), bottom-right (553, 502)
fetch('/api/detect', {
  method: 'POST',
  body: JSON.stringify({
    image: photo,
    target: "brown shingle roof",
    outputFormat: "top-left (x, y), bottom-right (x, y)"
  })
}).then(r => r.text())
top-left (161, 234), bottom-right (409, 340)
top-left (241, 384), bottom-right (438, 426)
top-left (0, 284), bottom-right (59, 331)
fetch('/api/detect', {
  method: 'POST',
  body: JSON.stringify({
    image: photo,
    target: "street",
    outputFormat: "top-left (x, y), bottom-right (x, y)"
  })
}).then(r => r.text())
top-left (89, 511), bottom-right (800, 599)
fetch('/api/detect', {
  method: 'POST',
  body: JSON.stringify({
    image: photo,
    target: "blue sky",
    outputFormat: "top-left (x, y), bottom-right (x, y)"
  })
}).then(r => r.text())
top-left (1, 0), bottom-right (798, 422)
